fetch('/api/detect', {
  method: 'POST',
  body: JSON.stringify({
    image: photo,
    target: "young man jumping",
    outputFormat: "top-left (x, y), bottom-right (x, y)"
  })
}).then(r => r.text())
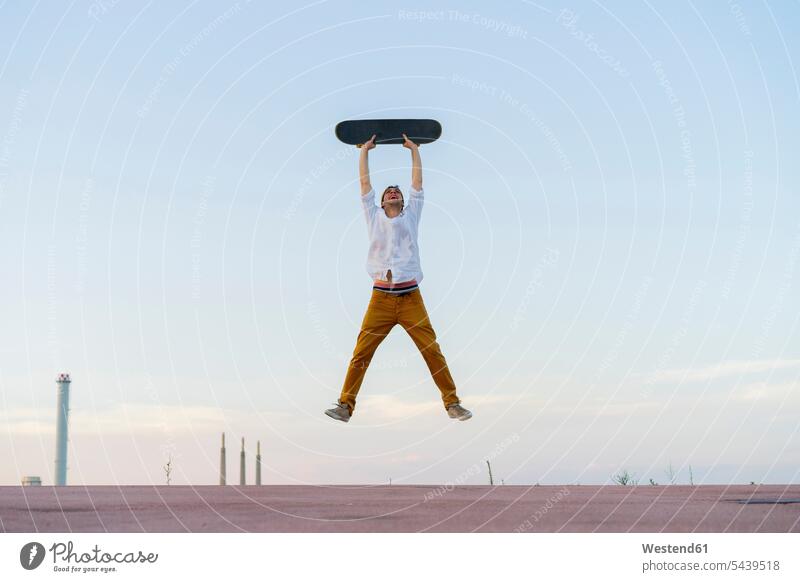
top-left (325, 133), bottom-right (472, 423)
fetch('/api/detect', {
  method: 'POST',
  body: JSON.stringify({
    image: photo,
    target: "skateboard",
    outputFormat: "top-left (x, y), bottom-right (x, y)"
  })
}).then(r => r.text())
top-left (335, 119), bottom-right (442, 147)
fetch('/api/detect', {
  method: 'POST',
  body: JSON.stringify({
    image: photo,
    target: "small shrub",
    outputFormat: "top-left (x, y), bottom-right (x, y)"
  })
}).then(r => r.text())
top-left (612, 469), bottom-right (638, 486)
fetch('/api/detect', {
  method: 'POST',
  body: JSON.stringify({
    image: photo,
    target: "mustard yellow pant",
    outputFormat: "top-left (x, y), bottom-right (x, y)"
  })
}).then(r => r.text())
top-left (339, 288), bottom-right (460, 415)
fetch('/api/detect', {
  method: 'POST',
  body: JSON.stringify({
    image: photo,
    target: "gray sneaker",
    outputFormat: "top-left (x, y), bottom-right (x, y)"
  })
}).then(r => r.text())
top-left (325, 400), bottom-right (351, 423)
top-left (447, 403), bottom-right (472, 421)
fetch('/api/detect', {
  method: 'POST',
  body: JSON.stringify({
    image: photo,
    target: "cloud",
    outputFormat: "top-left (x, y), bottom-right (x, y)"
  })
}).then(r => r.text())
top-left (1, 404), bottom-right (278, 436)
top-left (733, 381), bottom-right (799, 402)
top-left (644, 359), bottom-right (800, 384)
top-left (358, 392), bottom-right (521, 422)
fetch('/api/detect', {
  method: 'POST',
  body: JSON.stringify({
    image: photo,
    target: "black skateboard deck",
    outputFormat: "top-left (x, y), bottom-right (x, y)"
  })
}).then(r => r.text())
top-left (335, 119), bottom-right (442, 147)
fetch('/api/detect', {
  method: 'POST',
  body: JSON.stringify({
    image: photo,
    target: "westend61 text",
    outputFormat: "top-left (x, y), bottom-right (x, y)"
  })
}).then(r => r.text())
top-left (642, 543), bottom-right (708, 554)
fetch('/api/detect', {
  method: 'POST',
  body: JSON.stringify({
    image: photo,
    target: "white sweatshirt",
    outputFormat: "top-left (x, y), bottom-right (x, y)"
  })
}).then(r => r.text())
top-left (360, 185), bottom-right (424, 283)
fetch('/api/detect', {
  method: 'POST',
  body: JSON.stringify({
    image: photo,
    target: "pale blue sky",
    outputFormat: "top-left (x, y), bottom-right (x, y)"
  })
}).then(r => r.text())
top-left (1, 1), bottom-right (798, 487)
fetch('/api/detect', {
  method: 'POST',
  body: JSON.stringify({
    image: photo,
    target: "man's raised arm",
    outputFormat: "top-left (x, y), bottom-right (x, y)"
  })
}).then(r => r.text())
top-left (402, 133), bottom-right (422, 191)
top-left (359, 134), bottom-right (376, 195)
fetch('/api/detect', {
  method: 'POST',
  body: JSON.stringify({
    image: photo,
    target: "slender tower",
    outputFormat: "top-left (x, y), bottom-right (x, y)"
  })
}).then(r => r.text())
top-left (219, 432), bottom-right (227, 485)
top-left (255, 440), bottom-right (262, 486)
top-left (239, 437), bottom-right (245, 485)
top-left (54, 373), bottom-right (72, 486)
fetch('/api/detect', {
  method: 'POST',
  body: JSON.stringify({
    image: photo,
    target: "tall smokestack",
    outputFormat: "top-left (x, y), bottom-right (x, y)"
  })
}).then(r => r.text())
top-left (256, 440), bottom-right (261, 486)
top-left (219, 432), bottom-right (226, 485)
top-left (54, 373), bottom-right (72, 486)
top-left (239, 437), bottom-right (245, 485)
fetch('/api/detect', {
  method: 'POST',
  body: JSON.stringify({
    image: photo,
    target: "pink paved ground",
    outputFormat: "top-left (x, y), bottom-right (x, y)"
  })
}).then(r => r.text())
top-left (1, 485), bottom-right (799, 533)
